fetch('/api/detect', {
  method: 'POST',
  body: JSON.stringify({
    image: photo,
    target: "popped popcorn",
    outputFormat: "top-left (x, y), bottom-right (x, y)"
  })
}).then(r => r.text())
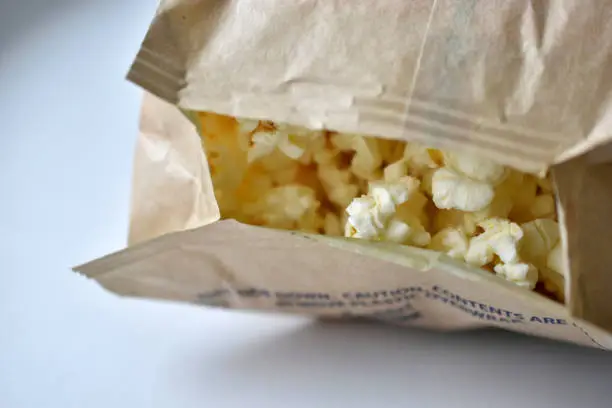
top-left (345, 176), bottom-right (429, 246)
top-left (429, 228), bottom-right (469, 260)
top-left (431, 167), bottom-right (495, 212)
top-left (318, 161), bottom-right (359, 208)
top-left (368, 177), bottom-right (421, 212)
top-left (443, 150), bottom-right (507, 184)
top-left (251, 185), bottom-right (320, 230)
top-left (420, 168), bottom-right (436, 196)
top-left (493, 262), bottom-right (539, 289)
top-left (394, 213), bottom-right (431, 247)
top-left (248, 130), bottom-right (305, 163)
top-left (383, 160), bottom-right (408, 182)
top-left (351, 136), bottom-right (383, 180)
top-left (198, 112), bottom-right (564, 303)
top-left (465, 219), bottom-right (523, 266)
top-left (519, 219), bottom-right (560, 270)
top-left (403, 143), bottom-right (442, 175)
top-left (345, 196), bottom-right (384, 239)
top-left (378, 139), bottom-right (405, 163)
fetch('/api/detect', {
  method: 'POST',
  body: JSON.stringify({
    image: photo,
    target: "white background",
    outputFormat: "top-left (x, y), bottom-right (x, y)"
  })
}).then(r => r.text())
top-left (1, 2), bottom-right (612, 407)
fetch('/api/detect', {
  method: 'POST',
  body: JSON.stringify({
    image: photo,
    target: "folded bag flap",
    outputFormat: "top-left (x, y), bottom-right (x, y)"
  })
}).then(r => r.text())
top-left (128, 0), bottom-right (612, 175)
top-left (76, 217), bottom-right (612, 350)
top-left (553, 157), bottom-right (612, 332)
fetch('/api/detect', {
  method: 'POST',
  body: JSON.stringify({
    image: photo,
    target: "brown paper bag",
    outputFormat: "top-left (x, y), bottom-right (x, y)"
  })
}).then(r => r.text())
top-left (76, 0), bottom-right (612, 349)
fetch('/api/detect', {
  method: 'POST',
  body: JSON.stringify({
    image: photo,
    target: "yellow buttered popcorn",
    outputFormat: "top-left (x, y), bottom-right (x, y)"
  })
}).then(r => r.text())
top-left (383, 160), bottom-right (408, 182)
top-left (544, 242), bottom-right (566, 296)
top-left (465, 218), bottom-right (524, 266)
top-left (247, 185), bottom-right (320, 231)
top-left (429, 228), bottom-right (469, 260)
top-left (519, 219), bottom-right (560, 270)
top-left (197, 112), bottom-right (564, 302)
top-left (330, 133), bottom-right (384, 180)
top-left (317, 160), bottom-right (359, 209)
top-left (403, 143), bottom-right (442, 175)
top-left (248, 129), bottom-right (305, 163)
top-left (493, 262), bottom-right (539, 290)
top-left (530, 194), bottom-right (556, 220)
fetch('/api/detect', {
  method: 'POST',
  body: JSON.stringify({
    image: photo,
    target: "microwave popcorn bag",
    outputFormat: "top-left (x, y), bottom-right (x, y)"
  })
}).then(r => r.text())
top-left (75, 0), bottom-right (612, 349)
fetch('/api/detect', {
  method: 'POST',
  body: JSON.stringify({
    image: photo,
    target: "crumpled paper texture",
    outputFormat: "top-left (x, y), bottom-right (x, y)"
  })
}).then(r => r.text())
top-left (76, 0), bottom-right (612, 349)
top-left (128, 0), bottom-right (612, 175)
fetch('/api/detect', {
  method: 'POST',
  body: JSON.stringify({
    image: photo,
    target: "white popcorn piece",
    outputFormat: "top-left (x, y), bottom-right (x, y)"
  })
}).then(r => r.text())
top-left (444, 150), bottom-right (507, 184)
top-left (519, 219), bottom-right (560, 270)
top-left (431, 168), bottom-right (495, 212)
top-left (345, 176), bottom-right (427, 245)
top-left (248, 130), bottom-right (305, 163)
top-left (383, 219), bottom-right (412, 243)
top-left (461, 176), bottom-right (517, 235)
top-left (276, 124), bottom-right (326, 164)
top-left (465, 219), bottom-right (523, 266)
top-left (429, 228), bottom-right (469, 260)
top-left (345, 196), bottom-right (384, 239)
top-left (368, 176), bottom-right (421, 210)
top-left (494, 262), bottom-right (539, 289)
top-left (464, 183), bottom-right (515, 229)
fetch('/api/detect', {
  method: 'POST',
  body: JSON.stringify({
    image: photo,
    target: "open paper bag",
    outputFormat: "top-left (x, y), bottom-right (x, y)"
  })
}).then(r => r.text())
top-left (76, 0), bottom-right (612, 349)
